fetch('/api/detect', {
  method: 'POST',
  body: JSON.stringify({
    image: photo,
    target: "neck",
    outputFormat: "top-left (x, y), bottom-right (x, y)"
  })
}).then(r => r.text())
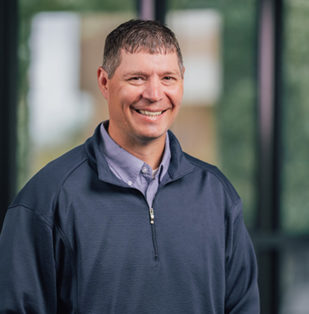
top-left (108, 130), bottom-right (166, 169)
top-left (123, 139), bottom-right (165, 169)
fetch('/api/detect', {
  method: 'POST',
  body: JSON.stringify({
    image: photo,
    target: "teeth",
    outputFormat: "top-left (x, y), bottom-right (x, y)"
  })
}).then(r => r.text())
top-left (137, 110), bottom-right (163, 116)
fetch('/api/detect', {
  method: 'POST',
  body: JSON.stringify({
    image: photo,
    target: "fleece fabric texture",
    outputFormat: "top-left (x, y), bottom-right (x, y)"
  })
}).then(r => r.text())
top-left (0, 125), bottom-right (260, 314)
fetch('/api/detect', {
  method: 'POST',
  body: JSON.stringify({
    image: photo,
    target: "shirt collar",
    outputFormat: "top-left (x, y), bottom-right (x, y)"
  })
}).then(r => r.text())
top-left (100, 121), bottom-right (171, 186)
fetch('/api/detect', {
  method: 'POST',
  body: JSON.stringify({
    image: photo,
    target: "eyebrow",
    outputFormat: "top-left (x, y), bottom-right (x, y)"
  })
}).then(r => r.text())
top-left (123, 72), bottom-right (147, 77)
top-left (123, 70), bottom-right (181, 78)
top-left (161, 71), bottom-right (181, 76)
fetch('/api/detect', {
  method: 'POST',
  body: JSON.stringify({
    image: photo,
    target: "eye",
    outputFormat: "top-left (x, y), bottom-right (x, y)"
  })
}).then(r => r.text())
top-left (129, 76), bottom-right (143, 81)
top-left (127, 76), bottom-right (146, 85)
top-left (163, 75), bottom-right (178, 81)
top-left (162, 76), bottom-right (177, 83)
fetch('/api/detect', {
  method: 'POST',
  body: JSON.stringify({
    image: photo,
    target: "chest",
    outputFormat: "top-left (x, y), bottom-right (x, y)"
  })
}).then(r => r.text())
top-left (60, 183), bottom-right (225, 271)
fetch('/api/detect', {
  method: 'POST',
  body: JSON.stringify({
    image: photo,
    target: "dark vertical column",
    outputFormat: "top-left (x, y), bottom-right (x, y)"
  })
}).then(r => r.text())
top-left (137, 0), bottom-right (167, 24)
top-left (0, 0), bottom-right (18, 232)
top-left (256, 0), bottom-right (283, 313)
top-left (154, 0), bottom-right (166, 24)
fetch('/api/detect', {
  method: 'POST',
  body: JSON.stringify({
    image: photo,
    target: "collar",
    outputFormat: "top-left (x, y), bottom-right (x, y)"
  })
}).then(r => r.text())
top-left (84, 123), bottom-right (195, 187)
top-left (100, 122), bottom-right (170, 186)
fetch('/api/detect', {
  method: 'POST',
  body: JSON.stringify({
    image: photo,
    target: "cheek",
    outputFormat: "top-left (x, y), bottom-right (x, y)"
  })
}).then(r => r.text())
top-left (169, 86), bottom-right (183, 106)
top-left (117, 86), bottom-right (141, 106)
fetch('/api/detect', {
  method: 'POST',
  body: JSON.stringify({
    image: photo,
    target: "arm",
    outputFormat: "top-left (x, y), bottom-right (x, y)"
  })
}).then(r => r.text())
top-left (0, 205), bottom-right (58, 313)
top-left (225, 201), bottom-right (260, 313)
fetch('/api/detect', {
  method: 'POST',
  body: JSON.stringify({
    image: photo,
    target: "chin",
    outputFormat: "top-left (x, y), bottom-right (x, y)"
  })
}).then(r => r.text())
top-left (136, 131), bottom-right (166, 143)
top-left (133, 125), bottom-right (166, 138)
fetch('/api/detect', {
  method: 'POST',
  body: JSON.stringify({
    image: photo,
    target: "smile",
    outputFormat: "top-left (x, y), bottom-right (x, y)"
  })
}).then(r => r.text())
top-left (135, 109), bottom-right (165, 117)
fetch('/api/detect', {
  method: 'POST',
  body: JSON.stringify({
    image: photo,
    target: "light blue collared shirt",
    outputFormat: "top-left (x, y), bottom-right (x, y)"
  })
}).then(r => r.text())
top-left (100, 122), bottom-right (171, 207)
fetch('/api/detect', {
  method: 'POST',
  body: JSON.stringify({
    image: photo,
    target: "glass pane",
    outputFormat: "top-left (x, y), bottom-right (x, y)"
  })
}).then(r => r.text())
top-left (280, 247), bottom-right (309, 314)
top-left (18, 1), bottom-right (136, 189)
top-left (282, 0), bottom-right (309, 232)
top-left (167, 0), bottom-right (257, 226)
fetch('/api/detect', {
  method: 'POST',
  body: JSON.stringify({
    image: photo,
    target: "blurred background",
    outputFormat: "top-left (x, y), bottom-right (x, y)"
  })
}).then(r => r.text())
top-left (1, 0), bottom-right (309, 313)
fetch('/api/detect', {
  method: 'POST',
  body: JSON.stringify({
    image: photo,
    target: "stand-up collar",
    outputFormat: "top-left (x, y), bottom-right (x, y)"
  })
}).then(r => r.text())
top-left (99, 121), bottom-right (170, 187)
top-left (84, 123), bottom-right (195, 186)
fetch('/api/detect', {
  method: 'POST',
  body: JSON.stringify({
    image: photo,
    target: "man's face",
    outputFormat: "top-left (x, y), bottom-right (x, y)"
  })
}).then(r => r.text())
top-left (98, 49), bottom-right (184, 148)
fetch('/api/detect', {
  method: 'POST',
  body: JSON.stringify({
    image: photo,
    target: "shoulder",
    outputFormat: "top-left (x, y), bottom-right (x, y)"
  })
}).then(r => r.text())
top-left (10, 144), bottom-right (89, 219)
top-left (183, 152), bottom-right (240, 206)
top-left (168, 130), bottom-right (240, 206)
top-left (36, 144), bottom-right (88, 181)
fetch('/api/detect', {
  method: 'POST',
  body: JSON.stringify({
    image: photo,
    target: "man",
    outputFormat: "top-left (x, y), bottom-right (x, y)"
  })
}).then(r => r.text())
top-left (0, 19), bottom-right (259, 313)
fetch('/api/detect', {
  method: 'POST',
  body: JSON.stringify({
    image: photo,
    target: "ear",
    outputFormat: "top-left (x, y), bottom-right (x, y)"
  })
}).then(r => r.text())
top-left (97, 66), bottom-right (110, 100)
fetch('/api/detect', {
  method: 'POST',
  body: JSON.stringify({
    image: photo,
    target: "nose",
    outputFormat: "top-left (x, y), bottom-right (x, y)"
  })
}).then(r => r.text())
top-left (142, 77), bottom-right (164, 102)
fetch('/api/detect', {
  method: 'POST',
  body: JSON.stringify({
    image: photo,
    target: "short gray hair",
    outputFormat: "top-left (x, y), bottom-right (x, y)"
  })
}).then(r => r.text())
top-left (103, 19), bottom-right (184, 78)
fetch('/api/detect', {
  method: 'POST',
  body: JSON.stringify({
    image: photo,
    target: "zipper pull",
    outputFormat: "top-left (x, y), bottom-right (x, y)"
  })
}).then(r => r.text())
top-left (149, 207), bottom-right (155, 224)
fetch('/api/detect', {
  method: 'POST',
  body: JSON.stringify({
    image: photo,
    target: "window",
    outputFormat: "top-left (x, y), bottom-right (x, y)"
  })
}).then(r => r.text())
top-left (18, 0), bottom-right (136, 188)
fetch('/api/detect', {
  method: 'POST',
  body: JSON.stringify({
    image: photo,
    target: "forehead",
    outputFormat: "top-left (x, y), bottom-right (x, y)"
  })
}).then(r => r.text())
top-left (116, 49), bottom-right (181, 74)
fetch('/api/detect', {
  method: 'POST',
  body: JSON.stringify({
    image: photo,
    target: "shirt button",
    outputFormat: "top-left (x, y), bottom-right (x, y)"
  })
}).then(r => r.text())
top-left (128, 180), bottom-right (133, 186)
top-left (142, 167), bottom-right (148, 174)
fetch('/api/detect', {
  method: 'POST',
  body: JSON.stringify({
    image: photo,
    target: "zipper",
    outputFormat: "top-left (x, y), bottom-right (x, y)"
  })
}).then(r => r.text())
top-left (148, 207), bottom-right (159, 260)
top-left (149, 207), bottom-right (155, 224)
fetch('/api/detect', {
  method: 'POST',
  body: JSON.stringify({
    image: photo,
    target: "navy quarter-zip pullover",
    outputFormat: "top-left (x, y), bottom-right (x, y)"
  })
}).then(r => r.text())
top-left (0, 124), bottom-right (260, 313)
